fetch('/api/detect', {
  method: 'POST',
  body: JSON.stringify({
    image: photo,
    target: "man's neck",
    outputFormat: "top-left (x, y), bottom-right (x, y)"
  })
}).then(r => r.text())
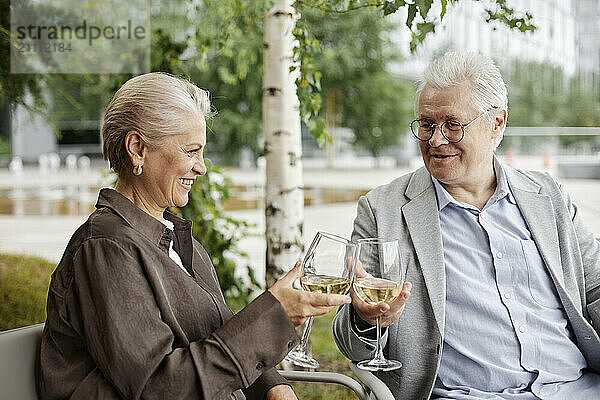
top-left (441, 170), bottom-right (497, 211)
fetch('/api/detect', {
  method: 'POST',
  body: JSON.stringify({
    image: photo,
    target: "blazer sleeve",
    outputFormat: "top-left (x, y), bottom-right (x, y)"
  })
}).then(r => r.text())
top-left (559, 184), bottom-right (600, 330)
top-left (70, 237), bottom-right (297, 400)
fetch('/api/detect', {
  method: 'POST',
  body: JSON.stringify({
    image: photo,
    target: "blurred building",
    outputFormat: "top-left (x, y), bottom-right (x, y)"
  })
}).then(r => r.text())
top-left (575, 0), bottom-right (600, 85)
top-left (390, 0), bottom-right (599, 81)
top-left (10, 105), bottom-right (102, 164)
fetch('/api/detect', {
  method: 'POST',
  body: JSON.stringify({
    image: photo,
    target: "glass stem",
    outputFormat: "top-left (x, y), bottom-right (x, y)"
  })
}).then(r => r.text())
top-left (297, 316), bottom-right (314, 352)
top-left (374, 315), bottom-right (387, 364)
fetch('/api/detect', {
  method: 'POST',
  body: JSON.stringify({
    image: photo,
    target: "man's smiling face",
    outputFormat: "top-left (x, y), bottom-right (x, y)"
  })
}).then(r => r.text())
top-left (417, 81), bottom-right (498, 188)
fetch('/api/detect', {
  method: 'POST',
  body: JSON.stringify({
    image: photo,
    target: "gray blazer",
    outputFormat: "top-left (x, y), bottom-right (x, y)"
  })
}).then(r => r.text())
top-left (333, 165), bottom-right (600, 400)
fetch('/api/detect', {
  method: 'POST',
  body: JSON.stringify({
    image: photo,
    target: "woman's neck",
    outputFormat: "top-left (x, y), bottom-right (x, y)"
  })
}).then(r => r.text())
top-left (115, 179), bottom-right (165, 221)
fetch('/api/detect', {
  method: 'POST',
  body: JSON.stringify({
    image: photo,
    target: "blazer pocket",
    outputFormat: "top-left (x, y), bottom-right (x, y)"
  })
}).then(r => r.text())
top-left (587, 296), bottom-right (600, 329)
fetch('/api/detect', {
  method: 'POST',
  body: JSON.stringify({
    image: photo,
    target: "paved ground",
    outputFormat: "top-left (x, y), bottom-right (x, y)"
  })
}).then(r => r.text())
top-left (1, 157), bottom-right (600, 286)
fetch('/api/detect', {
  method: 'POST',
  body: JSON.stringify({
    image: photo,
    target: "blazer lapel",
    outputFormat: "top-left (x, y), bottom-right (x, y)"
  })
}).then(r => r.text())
top-left (506, 168), bottom-right (565, 288)
top-left (402, 168), bottom-right (446, 335)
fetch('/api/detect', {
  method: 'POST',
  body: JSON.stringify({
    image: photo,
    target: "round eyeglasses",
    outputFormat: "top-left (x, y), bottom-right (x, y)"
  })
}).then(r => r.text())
top-left (410, 108), bottom-right (495, 143)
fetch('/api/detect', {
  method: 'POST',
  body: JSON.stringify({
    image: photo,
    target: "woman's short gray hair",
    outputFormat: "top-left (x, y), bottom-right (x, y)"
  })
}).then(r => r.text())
top-left (415, 51), bottom-right (508, 148)
top-left (101, 72), bottom-right (213, 173)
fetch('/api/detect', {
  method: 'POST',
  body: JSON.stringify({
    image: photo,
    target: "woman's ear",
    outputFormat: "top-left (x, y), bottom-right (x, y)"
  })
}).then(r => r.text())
top-left (124, 130), bottom-right (147, 166)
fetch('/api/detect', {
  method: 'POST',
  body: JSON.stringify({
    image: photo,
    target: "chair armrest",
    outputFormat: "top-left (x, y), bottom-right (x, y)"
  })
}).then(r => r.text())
top-left (349, 361), bottom-right (395, 400)
top-left (278, 370), bottom-right (370, 400)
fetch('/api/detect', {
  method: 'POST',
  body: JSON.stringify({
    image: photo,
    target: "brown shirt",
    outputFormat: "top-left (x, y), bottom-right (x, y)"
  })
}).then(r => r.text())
top-left (38, 188), bottom-right (298, 399)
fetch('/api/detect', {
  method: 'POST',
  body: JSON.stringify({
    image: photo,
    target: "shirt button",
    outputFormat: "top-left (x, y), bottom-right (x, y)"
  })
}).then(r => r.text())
top-left (256, 361), bottom-right (265, 370)
top-left (496, 252), bottom-right (503, 259)
top-left (287, 341), bottom-right (295, 349)
top-left (504, 293), bottom-right (511, 299)
top-left (519, 326), bottom-right (526, 333)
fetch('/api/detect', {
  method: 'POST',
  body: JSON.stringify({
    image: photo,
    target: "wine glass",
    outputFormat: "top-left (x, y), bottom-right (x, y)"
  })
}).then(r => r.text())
top-left (285, 231), bottom-right (359, 369)
top-left (353, 238), bottom-right (406, 371)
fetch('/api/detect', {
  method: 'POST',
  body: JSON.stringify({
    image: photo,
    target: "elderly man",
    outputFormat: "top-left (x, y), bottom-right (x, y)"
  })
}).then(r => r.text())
top-left (333, 51), bottom-right (600, 399)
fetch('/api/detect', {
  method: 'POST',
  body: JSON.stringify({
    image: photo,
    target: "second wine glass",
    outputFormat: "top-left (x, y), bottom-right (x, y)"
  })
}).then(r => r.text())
top-left (284, 231), bottom-right (358, 369)
top-left (353, 237), bottom-right (406, 371)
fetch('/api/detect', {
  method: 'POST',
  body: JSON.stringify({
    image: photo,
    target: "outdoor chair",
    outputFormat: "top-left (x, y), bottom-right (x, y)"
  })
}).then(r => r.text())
top-left (0, 323), bottom-right (44, 400)
top-left (0, 323), bottom-right (394, 400)
top-left (279, 364), bottom-right (394, 400)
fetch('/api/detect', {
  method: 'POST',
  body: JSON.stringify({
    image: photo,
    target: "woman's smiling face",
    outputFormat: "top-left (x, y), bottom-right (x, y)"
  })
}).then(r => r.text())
top-left (141, 116), bottom-right (207, 211)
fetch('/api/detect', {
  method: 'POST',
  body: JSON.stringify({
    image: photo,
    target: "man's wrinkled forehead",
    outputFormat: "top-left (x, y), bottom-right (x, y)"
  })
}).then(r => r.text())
top-left (416, 81), bottom-right (475, 118)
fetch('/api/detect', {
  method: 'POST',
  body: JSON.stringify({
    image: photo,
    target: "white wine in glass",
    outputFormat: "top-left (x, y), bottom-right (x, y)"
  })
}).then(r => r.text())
top-left (300, 274), bottom-right (351, 294)
top-left (284, 231), bottom-right (358, 369)
top-left (353, 276), bottom-right (403, 304)
top-left (354, 238), bottom-right (406, 371)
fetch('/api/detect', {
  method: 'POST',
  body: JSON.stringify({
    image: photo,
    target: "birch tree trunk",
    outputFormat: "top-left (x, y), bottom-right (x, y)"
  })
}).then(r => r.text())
top-left (263, 0), bottom-right (304, 287)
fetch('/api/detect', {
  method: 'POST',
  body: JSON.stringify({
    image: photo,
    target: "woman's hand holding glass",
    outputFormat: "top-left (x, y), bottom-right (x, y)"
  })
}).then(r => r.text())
top-left (268, 261), bottom-right (351, 327)
top-left (283, 231), bottom-right (358, 368)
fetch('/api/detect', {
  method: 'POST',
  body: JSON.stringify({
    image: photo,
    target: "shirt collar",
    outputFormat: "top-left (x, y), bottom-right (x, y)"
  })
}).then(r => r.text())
top-left (432, 155), bottom-right (515, 212)
top-left (95, 188), bottom-right (192, 249)
top-left (432, 177), bottom-right (456, 211)
top-left (491, 155), bottom-right (516, 205)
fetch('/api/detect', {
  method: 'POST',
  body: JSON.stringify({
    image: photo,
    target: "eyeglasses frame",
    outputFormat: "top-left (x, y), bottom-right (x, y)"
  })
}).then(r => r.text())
top-left (410, 106), bottom-right (498, 143)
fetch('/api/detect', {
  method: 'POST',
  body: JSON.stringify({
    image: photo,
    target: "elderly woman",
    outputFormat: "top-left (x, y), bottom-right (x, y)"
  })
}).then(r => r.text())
top-left (38, 73), bottom-right (351, 400)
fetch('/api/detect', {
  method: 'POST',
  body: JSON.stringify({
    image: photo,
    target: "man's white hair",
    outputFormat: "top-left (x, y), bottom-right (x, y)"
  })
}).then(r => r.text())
top-left (415, 51), bottom-right (508, 148)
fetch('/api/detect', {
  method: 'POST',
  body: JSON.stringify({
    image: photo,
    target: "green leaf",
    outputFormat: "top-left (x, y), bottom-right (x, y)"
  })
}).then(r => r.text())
top-left (311, 93), bottom-right (322, 114)
top-left (417, 21), bottom-right (436, 36)
top-left (440, 0), bottom-right (447, 19)
top-left (308, 117), bottom-right (327, 147)
top-left (314, 70), bottom-right (322, 91)
top-left (382, 1), bottom-right (399, 16)
top-left (406, 4), bottom-right (417, 29)
top-left (415, 0), bottom-right (432, 20)
top-left (409, 34), bottom-right (418, 53)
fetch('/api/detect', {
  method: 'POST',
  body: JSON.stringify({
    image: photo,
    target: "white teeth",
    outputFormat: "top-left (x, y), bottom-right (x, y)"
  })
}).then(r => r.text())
top-left (179, 178), bottom-right (194, 186)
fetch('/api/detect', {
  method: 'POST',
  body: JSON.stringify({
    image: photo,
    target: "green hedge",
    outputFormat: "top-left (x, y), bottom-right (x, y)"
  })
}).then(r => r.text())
top-left (0, 254), bottom-right (56, 332)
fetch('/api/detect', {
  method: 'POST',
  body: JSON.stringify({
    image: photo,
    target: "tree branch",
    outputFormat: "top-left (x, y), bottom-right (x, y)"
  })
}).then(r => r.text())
top-left (294, 0), bottom-right (390, 14)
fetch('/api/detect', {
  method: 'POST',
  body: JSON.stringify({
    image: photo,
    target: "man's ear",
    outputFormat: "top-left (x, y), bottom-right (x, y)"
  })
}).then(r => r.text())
top-left (491, 109), bottom-right (507, 140)
top-left (124, 130), bottom-right (147, 166)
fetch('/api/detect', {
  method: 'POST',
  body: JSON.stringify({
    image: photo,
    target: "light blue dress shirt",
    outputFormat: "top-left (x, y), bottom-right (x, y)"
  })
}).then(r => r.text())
top-left (431, 158), bottom-right (600, 399)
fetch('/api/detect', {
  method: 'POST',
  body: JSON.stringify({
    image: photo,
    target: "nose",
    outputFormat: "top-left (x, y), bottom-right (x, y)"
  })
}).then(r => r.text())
top-left (193, 154), bottom-right (207, 176)
top-left (428, 124), bottom-right (449, 147)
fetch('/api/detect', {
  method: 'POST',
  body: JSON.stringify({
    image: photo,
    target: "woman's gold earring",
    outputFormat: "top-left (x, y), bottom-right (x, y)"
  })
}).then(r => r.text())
top-left (133, 164), bottom-right (143, 176)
